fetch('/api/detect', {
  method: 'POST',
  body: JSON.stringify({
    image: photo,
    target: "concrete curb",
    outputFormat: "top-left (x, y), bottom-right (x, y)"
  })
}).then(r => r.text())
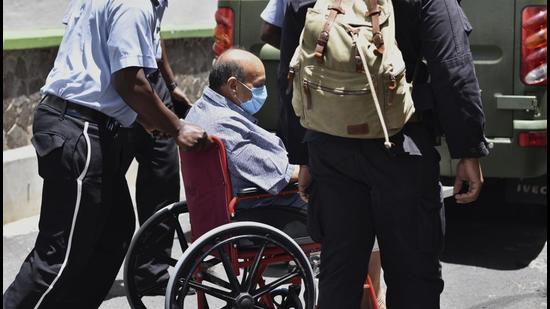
top-left (2, 146), bottom-right (140, 225)
top-left (3, 146), bottom-right (42, 224)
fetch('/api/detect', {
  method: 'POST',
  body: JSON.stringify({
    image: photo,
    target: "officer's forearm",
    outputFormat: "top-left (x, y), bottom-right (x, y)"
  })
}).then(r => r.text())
top-left (260, 22), bottom-right (282, 49)
top-left (159, 40), bottom-right (177, 85)
top-left (112, 67), bottom-right (181, 136)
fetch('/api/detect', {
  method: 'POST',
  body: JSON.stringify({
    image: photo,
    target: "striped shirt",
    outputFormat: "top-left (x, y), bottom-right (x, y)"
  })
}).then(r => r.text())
top-left (186, 87), bottom-right (296, 196)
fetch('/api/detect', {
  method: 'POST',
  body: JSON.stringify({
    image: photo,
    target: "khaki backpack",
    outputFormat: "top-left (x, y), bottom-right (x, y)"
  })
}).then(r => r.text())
top-left (290, 0), bottom-right (415, 148)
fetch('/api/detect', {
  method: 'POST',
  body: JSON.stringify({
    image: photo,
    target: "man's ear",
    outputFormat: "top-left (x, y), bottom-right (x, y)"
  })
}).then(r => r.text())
top-left (227, 77), bottom-right (238, 95)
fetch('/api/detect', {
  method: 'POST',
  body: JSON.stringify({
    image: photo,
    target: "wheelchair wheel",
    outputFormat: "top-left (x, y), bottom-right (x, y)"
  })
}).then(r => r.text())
top-left (165, 222), bottom-right (316, 309)
top-left (270, 287), bottom-right (303, 309)
top-left (124, 201), bottom-right (191, 309)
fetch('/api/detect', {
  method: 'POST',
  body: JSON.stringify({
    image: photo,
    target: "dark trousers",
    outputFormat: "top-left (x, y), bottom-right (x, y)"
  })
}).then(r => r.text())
top-left (127, 73), bottom-right (181, 290)
top-left (308, 124), bottom-right (445, 309)
top-left (276, 2), bottom-right (314, 165)
top-left (3, 98), bottom-right (135, 309)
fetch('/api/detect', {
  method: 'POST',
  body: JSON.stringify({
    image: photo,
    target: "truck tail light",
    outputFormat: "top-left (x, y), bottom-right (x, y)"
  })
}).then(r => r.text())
top-left (518, 131), bottom-right (547, 147)
top-left (213, 8), bottom-right (235, 57)
top-left (521, 6), bottom-right (547, 86)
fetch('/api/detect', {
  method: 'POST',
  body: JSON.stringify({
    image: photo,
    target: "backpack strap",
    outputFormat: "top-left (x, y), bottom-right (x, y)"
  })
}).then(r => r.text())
top-left (366, 0), bottom-right (385, 55)
top-left (314, 0), bottom-right (345, 63)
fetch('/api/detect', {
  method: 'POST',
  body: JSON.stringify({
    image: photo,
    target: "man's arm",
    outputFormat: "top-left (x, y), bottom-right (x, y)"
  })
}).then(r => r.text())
top-left (260, 22), bottom-right (282, 49)
top-left (158, 39), bottom-right (192, 107)
top-left (211, 120), bottom-right (294, 195)
top-left (112, 67), bottom-right (208, 150)
top-left (420, 0), bottom-right (489, 159)
top-left (420, 0), bottom-right (488, 203)
top-left (106, 3), bottom-right (208, 150)
top-left (260, 0), bottom-right (285, 49)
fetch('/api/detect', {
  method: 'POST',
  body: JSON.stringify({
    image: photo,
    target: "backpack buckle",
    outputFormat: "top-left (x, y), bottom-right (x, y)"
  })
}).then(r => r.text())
top-left (372, 32), bottom-right (385, 55)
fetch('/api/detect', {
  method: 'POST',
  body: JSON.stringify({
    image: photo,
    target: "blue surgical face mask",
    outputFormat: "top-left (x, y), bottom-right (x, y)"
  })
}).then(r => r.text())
top-left (238, 81), bottom-right (268, 115)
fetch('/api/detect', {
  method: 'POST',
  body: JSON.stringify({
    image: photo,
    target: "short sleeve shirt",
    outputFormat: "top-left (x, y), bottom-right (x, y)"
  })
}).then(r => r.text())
top-left (41, 0), bottom-right (167, 127)
top-left (260, 0), bottom-right (317, 27)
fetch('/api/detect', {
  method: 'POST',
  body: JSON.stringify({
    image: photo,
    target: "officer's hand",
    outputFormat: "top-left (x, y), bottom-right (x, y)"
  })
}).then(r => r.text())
top-left (176, 120), bottom-right (211, 151)
top-left (171, 87), bottom-right (193, 108)
top-left (454, 158), bottom-right (484, 204)
top-left (298, 165), bottom-right (312, 203)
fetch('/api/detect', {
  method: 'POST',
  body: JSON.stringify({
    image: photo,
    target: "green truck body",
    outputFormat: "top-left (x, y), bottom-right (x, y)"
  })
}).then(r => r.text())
top-left (215, 0), bottom-right (547, 202)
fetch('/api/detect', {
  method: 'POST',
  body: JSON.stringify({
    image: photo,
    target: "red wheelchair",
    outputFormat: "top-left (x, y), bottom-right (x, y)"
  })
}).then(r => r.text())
top-left (124, 136), bottom-right (379, 309)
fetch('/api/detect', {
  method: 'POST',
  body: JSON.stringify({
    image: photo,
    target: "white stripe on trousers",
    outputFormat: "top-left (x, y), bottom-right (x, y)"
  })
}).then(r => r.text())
top-left (33, 121), bottom-right (92, 308)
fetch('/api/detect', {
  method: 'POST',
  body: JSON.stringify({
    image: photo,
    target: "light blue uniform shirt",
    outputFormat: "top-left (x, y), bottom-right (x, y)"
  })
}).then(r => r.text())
top-left (186, 87), bottom-right (296, 196)
top-left (41, 0), bottom-right (167, 127)
top-left (260, 0), bottom-right (316, 27)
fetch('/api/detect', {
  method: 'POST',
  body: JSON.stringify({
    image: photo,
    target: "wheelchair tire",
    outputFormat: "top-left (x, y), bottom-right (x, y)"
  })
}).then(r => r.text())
top-left (124, 201), bottom-right (190, 309)
top-left (165, 222), bottom-right (316, 309)
top-left (271, 287), bottom-right (303, 309)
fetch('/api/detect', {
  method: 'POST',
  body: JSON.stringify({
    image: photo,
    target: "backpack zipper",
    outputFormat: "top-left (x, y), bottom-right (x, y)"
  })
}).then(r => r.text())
top-left (302, 79), bottom-right (372, 112)
top-left (303, 79), bottom-right (371, 96)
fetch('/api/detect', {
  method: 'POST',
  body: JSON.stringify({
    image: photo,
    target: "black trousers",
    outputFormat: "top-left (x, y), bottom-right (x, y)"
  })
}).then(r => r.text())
top-left (276, 2), bottom-right (314, 165)
top-left (308, 124), bottom-right (445, 309)
top-left (126, 73), bottom-right (181, 291)
top-left (3, 98), bottom-right (135, 309)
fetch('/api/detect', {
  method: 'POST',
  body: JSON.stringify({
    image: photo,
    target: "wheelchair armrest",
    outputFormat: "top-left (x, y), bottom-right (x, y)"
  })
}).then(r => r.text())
top-left (237, 187), bottom-right (265, 196)
top-left (236, 182), bottom-right (299, 198)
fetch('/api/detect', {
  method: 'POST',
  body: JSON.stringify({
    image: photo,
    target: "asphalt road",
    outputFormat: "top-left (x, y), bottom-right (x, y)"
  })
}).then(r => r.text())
top-left (3, 183), bottom-right (547, 308)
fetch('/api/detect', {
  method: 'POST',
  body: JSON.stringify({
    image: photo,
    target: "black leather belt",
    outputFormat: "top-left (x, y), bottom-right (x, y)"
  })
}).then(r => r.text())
top-left (41, 95), bottom-right (109, 124)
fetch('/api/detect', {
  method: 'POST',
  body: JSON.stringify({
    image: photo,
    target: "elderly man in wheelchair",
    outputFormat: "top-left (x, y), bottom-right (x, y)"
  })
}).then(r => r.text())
top-left (124, 49), bottom-right (381, 309)
top-left (186, 49), bottom-right (310, 240)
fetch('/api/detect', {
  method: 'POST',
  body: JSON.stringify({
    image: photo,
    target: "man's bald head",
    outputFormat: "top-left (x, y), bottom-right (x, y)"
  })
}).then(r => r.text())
top-left (217, 49), bottom-right (264, 70)
top-left (209, 49), bottom-right (266, 106)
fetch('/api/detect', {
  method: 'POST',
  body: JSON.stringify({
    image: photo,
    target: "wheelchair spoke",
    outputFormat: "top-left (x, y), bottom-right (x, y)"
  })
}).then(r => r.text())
top-left (252, 270), bottom-right (301, 299)
top-left (188, 280), bottom-right (236, 303)
top-left (202, 257), bottom-right (222, 269)
top-left (216, 246), bottom-right (242, 292)
top-left (201, 270), bottom-right (232, 290)
top-left (170, 213), bottom-right (189, 252)
top-left (245, 240), bottom-right (268, 292)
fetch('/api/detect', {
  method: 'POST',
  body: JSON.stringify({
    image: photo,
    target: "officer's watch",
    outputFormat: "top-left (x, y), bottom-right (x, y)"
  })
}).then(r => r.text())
top-left (167, 81), bottom-right (178, 93)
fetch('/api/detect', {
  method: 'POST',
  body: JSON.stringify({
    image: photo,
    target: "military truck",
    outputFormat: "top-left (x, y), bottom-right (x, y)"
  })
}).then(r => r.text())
top-left (211, 0), bottom-right (547, 204)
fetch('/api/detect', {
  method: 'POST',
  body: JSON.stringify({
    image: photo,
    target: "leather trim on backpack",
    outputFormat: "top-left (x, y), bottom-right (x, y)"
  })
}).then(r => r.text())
top-left (367, 0), bottom-right (385, 55)
top-left (314, 0), bottom-right (345, 63)
top-left (347, 123), bottom-right (370, 135)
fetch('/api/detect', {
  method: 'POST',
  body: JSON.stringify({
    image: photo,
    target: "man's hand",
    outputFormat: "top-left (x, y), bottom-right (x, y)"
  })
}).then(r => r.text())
top-left (171, 86), bottom-right (193, 108)
top-left (454, 158), bottom-right (484, 204)
top-left (176, 120), bottom-right (211, 151)
top-left (298, 165), bottom-right (312, 203)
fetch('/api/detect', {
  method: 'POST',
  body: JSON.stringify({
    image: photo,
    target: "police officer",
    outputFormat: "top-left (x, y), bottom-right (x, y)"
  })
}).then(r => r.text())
top-left (267, 0), bottom-right (489, 308)
top-left (126, 38), bottom-right (192, 296)
top-left (3, 0), bottom-right (208, 308)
